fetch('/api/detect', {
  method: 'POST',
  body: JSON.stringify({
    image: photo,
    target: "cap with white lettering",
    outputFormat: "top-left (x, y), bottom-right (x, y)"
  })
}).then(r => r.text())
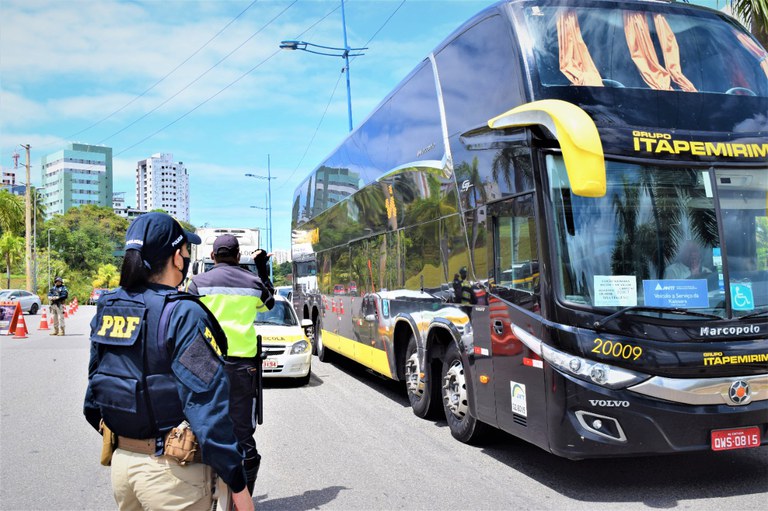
top-left (125, 212), bottom-right (201, 269)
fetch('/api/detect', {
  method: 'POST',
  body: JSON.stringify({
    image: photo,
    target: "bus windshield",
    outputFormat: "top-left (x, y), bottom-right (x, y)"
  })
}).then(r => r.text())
top-left (547, 155), bottom-right (768, 318)
top-left (524, 4), bottom-right (768, 97)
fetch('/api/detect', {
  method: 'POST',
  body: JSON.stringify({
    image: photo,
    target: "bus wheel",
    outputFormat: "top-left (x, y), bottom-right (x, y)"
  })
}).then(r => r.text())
top-left (441, 342), bottom-right (488, 444)
top-left (307, 320), bottom-right (317, 355)
top-left (404, 335), bottom-right (441, 419)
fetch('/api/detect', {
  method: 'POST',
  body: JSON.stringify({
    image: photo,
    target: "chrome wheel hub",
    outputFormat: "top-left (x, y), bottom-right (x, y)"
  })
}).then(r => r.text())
top-left (443, 359), bottom-right (467, 418)
top-left (405, 352), bottom-right (423, 397)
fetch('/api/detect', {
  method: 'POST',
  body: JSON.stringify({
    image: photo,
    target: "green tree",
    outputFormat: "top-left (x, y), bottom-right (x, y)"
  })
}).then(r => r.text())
top-left (0, 232), bottom-right (23, 288)
top-left (46, 205), bottom-right (129, 273)
top-left (732, 0), bottom-right (768, 46)
top-left (92, 263), bottom-right (120, 288)
top-left (0, 190), bottom-right (24, 236)
top-left (271, 261), bottom-right (292, 286)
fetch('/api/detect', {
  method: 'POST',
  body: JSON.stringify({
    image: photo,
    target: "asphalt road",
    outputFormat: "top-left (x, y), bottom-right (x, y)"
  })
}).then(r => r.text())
top-left (1, 305), bottom-right (767, 510)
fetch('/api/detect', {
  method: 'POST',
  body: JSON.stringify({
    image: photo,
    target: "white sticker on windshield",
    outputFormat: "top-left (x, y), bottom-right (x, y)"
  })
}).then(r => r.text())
top-left (703, 171), bottom-right (712, 197)
top-left (594, 276), bottom-right (638, 307)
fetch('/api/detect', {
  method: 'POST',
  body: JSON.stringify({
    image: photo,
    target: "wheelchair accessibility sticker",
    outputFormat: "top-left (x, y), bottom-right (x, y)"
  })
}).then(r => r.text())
top-left (730, 283), bottom-right (754, 311)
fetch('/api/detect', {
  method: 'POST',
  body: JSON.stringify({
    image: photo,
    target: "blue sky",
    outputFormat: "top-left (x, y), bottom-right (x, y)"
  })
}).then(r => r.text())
top-left (0, 0), bottom-right (730, 254)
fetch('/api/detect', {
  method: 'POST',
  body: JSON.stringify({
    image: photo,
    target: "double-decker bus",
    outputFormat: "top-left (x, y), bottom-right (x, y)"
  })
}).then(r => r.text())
top-left (291, 0), bottom-right (768, 457)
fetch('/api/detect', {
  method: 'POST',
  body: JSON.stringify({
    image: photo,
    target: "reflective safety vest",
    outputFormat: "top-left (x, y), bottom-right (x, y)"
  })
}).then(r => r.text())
top-left (190, 264), bottom-right (273, 358)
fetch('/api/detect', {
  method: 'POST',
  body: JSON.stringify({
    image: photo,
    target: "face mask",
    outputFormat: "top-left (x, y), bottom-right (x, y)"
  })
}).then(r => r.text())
top-left (179, 256), bottom-right (191, 287)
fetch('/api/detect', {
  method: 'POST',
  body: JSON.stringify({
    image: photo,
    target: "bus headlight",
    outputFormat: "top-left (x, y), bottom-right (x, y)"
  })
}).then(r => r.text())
top-left (541, 343), bottom-right (649, 389)
top-left (291, 340), bottom-right (310, 354)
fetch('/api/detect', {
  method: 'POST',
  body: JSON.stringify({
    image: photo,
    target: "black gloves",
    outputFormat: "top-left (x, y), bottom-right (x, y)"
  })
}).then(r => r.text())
top-left (253, 249), bottom-right (270, 280)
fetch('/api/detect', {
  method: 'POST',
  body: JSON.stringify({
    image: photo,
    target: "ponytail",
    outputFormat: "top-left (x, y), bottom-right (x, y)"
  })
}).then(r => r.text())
top-left (119, 249), bottom-right (165, 290)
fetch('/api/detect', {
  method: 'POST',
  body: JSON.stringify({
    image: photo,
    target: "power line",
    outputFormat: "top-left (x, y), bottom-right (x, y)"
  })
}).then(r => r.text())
top-left (275, 0), bottom-right (408, 191)
top-left (102, 1), bottom-right (298, 145)
top-left (115, 3), bottom-right (343, 156)
top-left (64, 0), bottom-right (260, 142)
top-left (273, 70), bottom-right (345, 192)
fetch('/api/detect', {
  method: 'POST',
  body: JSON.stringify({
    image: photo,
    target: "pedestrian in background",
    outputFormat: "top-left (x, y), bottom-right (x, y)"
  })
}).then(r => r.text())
top-left (48, 276), bottom-right (68, 335)
top-left (83, 212), bottom-right (253, 511)
top-left (188, 234), bottom-right (275, 495)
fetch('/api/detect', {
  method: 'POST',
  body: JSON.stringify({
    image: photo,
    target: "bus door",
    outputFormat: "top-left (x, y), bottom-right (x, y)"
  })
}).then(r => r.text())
top-left (488, 194), bottom-right (548, 445)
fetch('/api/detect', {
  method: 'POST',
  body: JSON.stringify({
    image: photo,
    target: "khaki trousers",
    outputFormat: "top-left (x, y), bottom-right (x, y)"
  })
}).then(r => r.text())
top-left (111, 448), bottom-right (214, 511)
top-left (50, 303), bottom-right (65, 332)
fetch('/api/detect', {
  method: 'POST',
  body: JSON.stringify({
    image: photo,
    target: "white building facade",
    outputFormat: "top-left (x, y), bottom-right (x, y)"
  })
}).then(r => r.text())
top-left (136, 153), bottom-right (190, 222)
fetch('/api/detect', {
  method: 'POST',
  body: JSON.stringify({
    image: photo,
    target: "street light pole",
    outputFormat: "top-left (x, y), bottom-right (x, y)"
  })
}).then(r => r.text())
top-left (279, 0), bottom-right (366, 132)
top-left (47, 228), bottom-right (53, 292)
top-left (340, 0), bottom-right (353, 132)
top-left (32, 186), bottom-right (47, 293)
top-left (245, 155), bottom-right (276, 280)
top-left (22, 144), bottom-right (32, 291)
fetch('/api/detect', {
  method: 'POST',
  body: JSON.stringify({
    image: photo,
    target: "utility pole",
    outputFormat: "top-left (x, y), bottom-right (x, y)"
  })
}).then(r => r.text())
top-left (23, 144), bottom-right (32, 292)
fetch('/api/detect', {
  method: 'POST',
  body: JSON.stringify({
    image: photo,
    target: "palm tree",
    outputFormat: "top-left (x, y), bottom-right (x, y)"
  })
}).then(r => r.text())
top-left (0, 232), bottom-right (24, 288)
top-left (0, 190), bottom-right (24, 236)
top-left (731, 0), bottom-right (768, 47)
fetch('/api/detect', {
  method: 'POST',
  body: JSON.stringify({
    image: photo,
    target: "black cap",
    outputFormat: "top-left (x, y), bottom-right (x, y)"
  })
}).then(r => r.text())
top-left (125, 212), bottom-right (201, 268)
top-left (54, 276), bottom-right (63, 283)
top-left (213, 234), bottom-right (239, 256)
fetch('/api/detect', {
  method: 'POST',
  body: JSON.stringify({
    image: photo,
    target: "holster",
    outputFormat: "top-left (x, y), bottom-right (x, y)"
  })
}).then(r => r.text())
top-left (163, 421), bottom-right (199, 465)
top-left (99, 420), bottom-right (117, 466)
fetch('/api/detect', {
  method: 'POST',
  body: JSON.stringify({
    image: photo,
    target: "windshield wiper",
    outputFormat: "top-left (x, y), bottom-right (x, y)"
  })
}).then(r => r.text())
top-left (255, 320), bottom-right (285, 326)
top-left (594, 306), bottom-right (723, 331)
top-left (738, 308), bottom-right (768, 320)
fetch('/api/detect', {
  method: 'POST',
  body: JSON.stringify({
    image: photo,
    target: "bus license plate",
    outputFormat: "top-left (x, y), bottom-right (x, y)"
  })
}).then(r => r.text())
top-left (711, 426), bottom-right (761, 451)
top-left (263, 358), bottom-right (279, 369)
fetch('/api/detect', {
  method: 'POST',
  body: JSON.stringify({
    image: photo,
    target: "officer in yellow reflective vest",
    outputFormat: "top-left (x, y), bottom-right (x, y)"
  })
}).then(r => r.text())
top-left (188, 234), bottom-right (274, 494)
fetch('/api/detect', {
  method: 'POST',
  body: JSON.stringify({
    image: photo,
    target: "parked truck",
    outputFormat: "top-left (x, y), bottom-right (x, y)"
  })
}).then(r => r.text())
top-left (189, 227), bottom-right (261, 279)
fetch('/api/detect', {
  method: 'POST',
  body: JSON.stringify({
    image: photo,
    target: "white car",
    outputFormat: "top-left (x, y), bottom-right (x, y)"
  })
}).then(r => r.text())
top-left (256, 296), bottom-right (312, 386)
top-left (275, 285), bottom-right (292, 301)
top-left (0, 289), bottom-right (42, 315)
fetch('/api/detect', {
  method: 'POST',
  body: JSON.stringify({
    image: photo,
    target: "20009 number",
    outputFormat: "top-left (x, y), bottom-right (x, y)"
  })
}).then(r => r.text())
top-left (591, 338), bottom-right (643, 360)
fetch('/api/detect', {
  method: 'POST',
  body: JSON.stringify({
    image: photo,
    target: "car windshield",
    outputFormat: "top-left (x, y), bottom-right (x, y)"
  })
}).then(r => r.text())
top-left (547, 156), bottom-right (768, 319)
top-left (255, 301), bottom-right (297, 326)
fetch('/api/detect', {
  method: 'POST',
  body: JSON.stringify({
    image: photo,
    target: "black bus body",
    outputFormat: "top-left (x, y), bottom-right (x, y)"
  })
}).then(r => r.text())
top-left (291, 0), bottom-right (768, 458)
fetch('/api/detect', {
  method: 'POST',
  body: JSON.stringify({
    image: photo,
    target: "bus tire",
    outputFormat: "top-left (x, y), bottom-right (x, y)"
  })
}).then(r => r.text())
top-left (316, 316), bottom-right (334, 363)
top-left (404, 335), bottom-right (441, 419)
top-left (308, 313), bottom-right (318, 355)
top-left (441, 342), bottom-right (489, 444)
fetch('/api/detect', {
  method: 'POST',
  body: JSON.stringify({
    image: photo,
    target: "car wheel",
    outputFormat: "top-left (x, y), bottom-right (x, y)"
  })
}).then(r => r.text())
top-left (404, 335), bottom-right (441, 419)
top-left (29, 303), bottom-right (39, 315)
top-left (296, 371), bottom-right (311, 387)
top-left (441, 342), bottom-right (489, 444)
top-left (316, 315), bottom-right (335, 363)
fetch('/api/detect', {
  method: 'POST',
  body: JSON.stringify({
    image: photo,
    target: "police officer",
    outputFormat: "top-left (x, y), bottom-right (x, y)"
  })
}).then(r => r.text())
top-left (83, 213), bottom-right (253, 511)
top-left (48, 276), bottom-right (68, 335)
top-left (188, 234), bottom-right (274, 494)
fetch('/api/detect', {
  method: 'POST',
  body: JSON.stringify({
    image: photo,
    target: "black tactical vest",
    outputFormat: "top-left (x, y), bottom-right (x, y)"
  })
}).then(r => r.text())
top-left (89, 287), bottom-right (185, 440)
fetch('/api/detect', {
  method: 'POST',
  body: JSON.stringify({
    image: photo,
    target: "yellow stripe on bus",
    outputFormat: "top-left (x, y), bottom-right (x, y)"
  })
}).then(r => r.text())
top-left (321, 330), bottom-right (393, 379)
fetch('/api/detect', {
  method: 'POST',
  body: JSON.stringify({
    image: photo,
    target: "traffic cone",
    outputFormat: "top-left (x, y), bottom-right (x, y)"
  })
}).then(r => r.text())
top-left (63, 306), bottom-right (69, 319)
top-left (39, 309), bottom-right (50, 330)
top-left (13, 316), bottom-right (29, 339)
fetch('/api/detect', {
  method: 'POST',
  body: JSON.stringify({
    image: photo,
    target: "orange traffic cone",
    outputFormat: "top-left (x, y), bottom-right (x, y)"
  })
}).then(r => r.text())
top-left (13, 315), bottom-right (29, 339)
top-left (63, 306), bottom-right (69, 319)
top-left (39, 309), bottom-right (50, 330)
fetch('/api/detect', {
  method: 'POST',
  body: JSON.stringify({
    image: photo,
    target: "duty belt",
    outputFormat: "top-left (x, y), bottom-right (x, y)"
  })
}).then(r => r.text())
top-left (116, 435), bottom-right (203, 462)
